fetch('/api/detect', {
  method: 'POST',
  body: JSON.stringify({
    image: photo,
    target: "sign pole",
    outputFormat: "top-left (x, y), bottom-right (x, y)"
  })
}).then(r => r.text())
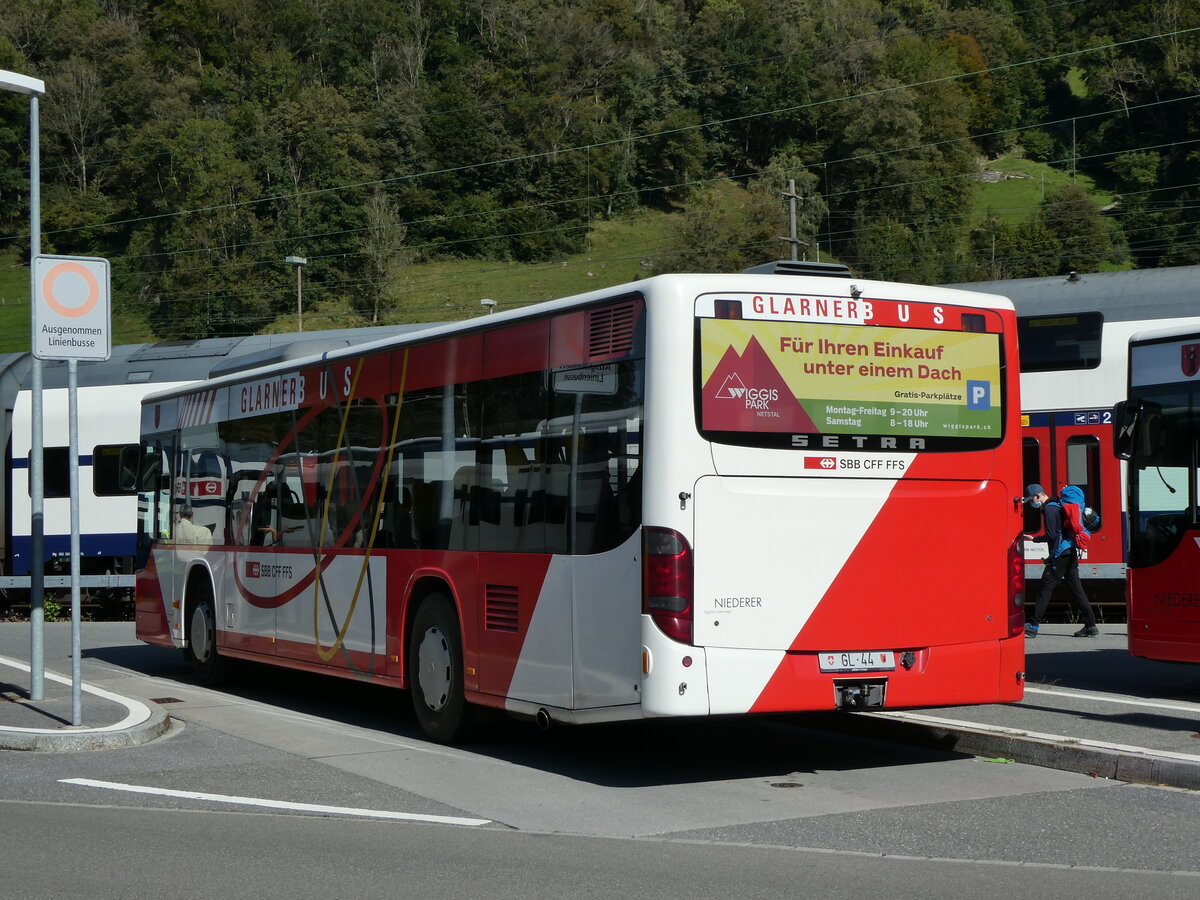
top-left (28, 93), bottom-right (45, 701)
top-left (68, 358), bottom-right (81, 723)
top-left (32, 253), bottom-right (112, 719)
top-left (2, 68), bottom-right (48, 700)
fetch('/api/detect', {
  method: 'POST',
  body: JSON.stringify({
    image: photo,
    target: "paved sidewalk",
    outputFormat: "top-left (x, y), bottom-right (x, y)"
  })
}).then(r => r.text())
top-left (834, 622), bottom-right (1200, 790)
top-left (0, 649), bottom-right (169, 751)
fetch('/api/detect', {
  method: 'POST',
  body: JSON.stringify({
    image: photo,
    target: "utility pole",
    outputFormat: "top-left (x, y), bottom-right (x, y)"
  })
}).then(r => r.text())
top-left (779, 178), bottom-right (807, 262)
top-left (285, 256), bottom-right (307, 332)
top-left (1071, 118), bottom-right (1077, 183)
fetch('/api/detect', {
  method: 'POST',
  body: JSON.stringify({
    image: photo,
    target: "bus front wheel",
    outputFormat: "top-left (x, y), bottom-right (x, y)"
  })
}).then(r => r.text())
top-left (186, 585), bottom-right (227, 686)
top-left (408, 593), bottom-right (474, 743)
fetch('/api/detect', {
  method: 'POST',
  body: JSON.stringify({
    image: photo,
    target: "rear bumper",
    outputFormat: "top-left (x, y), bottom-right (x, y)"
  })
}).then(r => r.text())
top-left (737, 635), bottom-right (1025, 713)
top-left (641, 613), bottom-right (1024, 715)
top-left (1129, 620), bottom-right (1200, 664)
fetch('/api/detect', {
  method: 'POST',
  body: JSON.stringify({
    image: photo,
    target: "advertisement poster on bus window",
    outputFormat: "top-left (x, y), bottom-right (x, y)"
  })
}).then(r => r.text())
top-left (699, 318), bottom-right (1002, 439)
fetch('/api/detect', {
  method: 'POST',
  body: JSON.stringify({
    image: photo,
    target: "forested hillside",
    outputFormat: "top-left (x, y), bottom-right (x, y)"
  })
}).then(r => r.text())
top-left (1, 0), bottom-right (1197, 341)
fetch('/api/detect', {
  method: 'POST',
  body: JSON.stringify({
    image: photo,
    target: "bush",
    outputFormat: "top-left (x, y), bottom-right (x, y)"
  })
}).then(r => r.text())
top-left (1021, 129), bottom-right (1059, 163)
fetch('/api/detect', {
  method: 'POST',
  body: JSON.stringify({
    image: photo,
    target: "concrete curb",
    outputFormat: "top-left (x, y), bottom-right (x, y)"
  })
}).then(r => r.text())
top-left (831, 710), bottom-right (1200, 791)
top-left (0, 655), bottom-right (171, 752)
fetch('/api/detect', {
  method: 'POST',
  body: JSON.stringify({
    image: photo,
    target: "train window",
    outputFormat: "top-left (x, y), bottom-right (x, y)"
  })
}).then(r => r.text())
top-left (93, 443), bottom-right (138, 496)
top-left (1065, 435), bottom-right (1101, 514)
top-left (1021, 437), bottom-right (1042, 533)
top-left (1017, 312), bottom-right (1103, 372)
top-left (34, 447), bottom-right (71, 499)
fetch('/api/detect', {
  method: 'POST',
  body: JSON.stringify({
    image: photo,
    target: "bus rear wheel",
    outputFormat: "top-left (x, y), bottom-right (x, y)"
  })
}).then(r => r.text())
top-left (186, 585), bottom-right (227, 686)
top-left (408, 593), bottom-right (474, 744)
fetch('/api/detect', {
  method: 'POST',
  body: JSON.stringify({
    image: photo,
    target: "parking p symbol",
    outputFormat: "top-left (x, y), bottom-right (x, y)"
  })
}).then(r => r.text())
top-left (966, 380), bottom-right (990, 410)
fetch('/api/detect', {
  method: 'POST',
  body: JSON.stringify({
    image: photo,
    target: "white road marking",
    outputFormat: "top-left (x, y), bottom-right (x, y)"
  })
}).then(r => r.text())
top-left (866, 710), bottom-right (1200, 763)
top-left (60, 778), bottom-right (491, 827)
top-left (1025, 685), bottom-right (1200, 716)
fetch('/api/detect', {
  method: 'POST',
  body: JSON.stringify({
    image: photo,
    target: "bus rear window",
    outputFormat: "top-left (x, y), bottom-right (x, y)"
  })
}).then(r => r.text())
top-left (697, 317), bottom-right (1004, 451)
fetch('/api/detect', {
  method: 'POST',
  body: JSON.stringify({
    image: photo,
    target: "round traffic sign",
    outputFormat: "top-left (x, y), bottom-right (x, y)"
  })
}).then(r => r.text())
top-left (41, 260), bottom-right (100, 318)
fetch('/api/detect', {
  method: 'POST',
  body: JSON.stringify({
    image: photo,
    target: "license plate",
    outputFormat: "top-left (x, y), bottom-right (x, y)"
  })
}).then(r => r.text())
top-left (818, 650), bottom-right (896, 672)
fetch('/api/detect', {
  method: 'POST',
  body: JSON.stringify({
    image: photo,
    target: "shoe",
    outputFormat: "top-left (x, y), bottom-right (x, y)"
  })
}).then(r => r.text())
top-left (1024, 623), bottom-right (1038, 638)
top-left (1073, 625), bottom-right (1100, 637)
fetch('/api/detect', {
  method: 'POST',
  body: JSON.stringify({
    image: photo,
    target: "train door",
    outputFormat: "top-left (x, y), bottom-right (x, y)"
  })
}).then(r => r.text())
top-left (1021, 411), bottom-right (1120, 580)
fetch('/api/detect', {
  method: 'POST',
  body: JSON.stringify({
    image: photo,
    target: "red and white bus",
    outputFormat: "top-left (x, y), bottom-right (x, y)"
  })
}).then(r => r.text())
top-left (134, 262), bottom-right (1026, 742)
top-left (1115, 325), bottom-right (1200, 664)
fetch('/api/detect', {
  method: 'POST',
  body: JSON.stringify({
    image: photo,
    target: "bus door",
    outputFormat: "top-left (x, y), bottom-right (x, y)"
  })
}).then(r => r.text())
top-left (134, 437), bottom-right (177, 644)
top-left (1021, 410), bottom-right (1119, 579)
top-left (225, 467), bottom-right (281, 655)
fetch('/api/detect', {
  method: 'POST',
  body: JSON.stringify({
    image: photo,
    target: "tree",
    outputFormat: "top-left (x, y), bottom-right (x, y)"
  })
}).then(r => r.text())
top-left (362, 187), bottom-right (412, 324)
top-left (649, 179), bottom-right (778, 274)
top-left (1038, 184), bottom-right (1122, 274)
top-left (828, 77), bottom-right (976, 278)
top-left (41, 55), bottom-right (110, 192)
top-left (120, 116), bottom-right (268, 338)
top-left (966, 212), bottom-right (1062, 280)
top-left (639, 108), bottom-right (709, 204)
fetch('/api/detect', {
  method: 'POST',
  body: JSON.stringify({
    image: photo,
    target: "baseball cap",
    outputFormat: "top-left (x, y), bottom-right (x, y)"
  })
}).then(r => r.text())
top-left (1024, 484), bottom-right (1045, 499)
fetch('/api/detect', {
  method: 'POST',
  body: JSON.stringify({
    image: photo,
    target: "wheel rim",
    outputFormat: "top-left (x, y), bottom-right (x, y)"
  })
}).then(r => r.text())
top-left (191, 604), bottom-right (214, 663)
top-left (416, 625), bottom-right (452, 712)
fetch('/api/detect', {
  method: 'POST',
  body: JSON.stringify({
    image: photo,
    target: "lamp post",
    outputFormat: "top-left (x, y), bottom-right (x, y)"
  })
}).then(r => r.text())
top-left (480, 298), bottom-right (496, 315)
top-left (285, 255), bottom-right (307, 332)
top-left (1, 68), bottom-right (47, 700)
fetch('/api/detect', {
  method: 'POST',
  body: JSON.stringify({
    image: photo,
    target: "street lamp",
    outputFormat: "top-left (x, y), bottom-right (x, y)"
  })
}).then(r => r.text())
top-left (285, 255), bottom-right (307, 332)
top-left (1, 68), bottom-right (47, 700)
top-left (480, 298), bottom-right (496, 315)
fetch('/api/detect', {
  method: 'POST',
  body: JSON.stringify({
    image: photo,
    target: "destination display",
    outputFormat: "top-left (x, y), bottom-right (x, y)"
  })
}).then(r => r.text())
top-left (699, 318), bottom-right (1003, 443)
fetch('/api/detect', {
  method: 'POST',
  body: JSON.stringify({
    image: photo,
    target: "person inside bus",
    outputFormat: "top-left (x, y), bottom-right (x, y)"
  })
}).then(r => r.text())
top-left (1021, 484), bottom-right (1100, 638)
top-left (174, 506), bottom-right (213, 546)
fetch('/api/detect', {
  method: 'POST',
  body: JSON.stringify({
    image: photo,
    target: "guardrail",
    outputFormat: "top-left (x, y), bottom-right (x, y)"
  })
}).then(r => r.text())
top-left (0, 575), bottom-right (135, 588)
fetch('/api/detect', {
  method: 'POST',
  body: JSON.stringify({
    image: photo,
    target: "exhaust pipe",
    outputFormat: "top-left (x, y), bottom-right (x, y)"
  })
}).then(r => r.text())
top-left (535, 708), bottom-right (553, 731)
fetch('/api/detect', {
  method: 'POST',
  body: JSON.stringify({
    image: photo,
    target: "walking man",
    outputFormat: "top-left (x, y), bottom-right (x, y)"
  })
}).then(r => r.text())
top-left (1022, 484), bottom-right (1099, 638)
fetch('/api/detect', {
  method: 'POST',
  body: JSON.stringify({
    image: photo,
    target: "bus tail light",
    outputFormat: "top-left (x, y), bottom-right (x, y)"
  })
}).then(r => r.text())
top-left (1008, 538), bottom-right (1026, 636)
top-left (643, 527), bottom-right (693, 644)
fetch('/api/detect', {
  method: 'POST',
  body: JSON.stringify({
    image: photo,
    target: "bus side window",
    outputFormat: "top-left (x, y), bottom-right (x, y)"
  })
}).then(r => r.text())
top-left (379, 482), bottom-right (417, 549)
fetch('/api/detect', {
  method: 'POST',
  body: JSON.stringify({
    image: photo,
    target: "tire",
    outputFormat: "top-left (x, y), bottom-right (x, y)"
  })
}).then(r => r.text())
top-left (186, 582), bottom-right (227, 686)
top-left (408, 593), bottom-right (474, 743)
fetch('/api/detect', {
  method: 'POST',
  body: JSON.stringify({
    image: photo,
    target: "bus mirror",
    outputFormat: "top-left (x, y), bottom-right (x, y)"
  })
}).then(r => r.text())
top-left (118, 444), bottom-right (141, 492)
top-left (1112, 401), bottom-right (1137, 460)
top-left (1114, 400), bottom-right (1162, 460)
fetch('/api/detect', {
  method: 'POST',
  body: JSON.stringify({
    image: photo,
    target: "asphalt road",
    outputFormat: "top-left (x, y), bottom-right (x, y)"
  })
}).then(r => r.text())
top-left (2, 623), bottom-right (1199, 898)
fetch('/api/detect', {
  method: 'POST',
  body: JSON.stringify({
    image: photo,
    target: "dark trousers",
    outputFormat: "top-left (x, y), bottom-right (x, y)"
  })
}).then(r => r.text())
top-left (1030, 551), bottom-right (1096, 627)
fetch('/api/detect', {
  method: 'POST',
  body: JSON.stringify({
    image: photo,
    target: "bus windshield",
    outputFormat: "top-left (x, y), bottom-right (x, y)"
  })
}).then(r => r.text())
top-left (1127, 385), bottom-right (1200, 567)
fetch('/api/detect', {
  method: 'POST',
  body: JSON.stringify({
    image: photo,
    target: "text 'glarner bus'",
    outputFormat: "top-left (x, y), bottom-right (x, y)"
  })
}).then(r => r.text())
top-left (133, 263), bottom-right (1026, 743)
